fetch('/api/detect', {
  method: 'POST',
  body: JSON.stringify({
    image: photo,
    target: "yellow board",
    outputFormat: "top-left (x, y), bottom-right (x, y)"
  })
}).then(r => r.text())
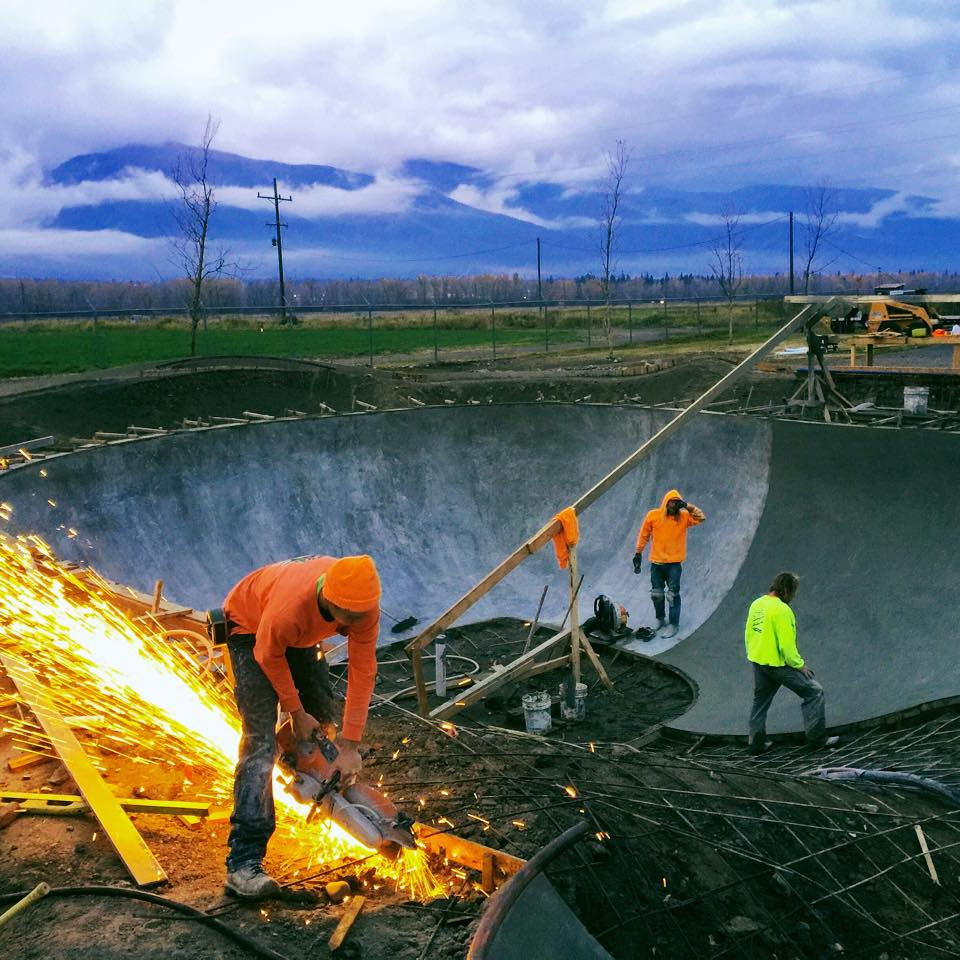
top-left (0, 654), bottom-right (167, 887)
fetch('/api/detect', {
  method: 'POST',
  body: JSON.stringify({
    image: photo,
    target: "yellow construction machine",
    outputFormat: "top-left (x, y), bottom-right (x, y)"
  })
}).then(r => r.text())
top-left (827, 299), bottom-right (942, 337)
top-left (863, 299), bottom-right (941, 336)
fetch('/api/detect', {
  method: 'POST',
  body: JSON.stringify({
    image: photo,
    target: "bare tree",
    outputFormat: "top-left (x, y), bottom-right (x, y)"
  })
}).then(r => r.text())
top-left (800, 182), bottom-right (839, 294)
top-left (709, 208), bottom-right (744, 343)
top-left (171, 116), bottom-right (228, 356)
top-left (599, 139), bottom-right (630, 350)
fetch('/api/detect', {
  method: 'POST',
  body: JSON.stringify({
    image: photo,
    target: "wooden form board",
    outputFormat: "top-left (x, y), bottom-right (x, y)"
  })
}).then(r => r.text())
top-left (0, 436), bottom-right (54, 458)
top-left (328, 894), bottom-right (365, 951)
top-left (847, 336), bottom-right (960, 370)
top-left (0, 654), bottom-right (167, 887)
top-left (0, 791), bottom-right (210, 816)
top-left (407, 302), bottom-right (824, 714)
top-left (429, 629), bottom-right (570, 720)
top-left (414, 823), bottom-right (525, 879)
top-left (69, 568), bottom-right (206, 636)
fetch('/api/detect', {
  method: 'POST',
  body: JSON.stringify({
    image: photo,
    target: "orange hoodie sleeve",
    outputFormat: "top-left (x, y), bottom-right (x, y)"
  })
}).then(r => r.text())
top-left (342, 611), bottom-right (379, 741)
top-left (252, 601), bottom-right (305, 713)
top-left (635, 510), bottom-right (655, 553)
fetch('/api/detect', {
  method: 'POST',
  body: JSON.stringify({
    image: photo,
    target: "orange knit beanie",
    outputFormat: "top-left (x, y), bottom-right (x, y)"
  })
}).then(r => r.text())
top-left (322, 555), bottom-right (381, 611)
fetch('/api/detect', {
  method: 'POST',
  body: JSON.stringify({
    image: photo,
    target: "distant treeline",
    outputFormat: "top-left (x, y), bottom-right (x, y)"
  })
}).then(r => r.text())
top-left (3, 269), bottom-right (960, 316)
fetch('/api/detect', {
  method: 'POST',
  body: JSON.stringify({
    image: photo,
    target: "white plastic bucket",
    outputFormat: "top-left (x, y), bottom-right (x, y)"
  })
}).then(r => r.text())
top-left (559, 682), bottom-right (588, 721)
top-left (521, 691), bottom-right (552, 734)
top-left (904, 386), bottom-right (929, 414)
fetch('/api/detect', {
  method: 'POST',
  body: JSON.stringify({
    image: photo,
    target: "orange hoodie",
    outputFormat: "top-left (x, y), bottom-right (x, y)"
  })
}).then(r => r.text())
top-left (224, 555), bottom-right (378, 742)
top-left (635, 489), bottom-right (706, 563)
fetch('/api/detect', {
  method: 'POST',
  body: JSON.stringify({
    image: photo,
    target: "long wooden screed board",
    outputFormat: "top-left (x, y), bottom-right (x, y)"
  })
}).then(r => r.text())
top-left (1, 654), bottom-right (167, 887)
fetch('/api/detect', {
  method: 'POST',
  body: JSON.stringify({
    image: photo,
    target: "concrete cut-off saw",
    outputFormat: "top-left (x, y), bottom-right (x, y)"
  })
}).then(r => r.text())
top-left (277, 723), bottom-right (416, 859)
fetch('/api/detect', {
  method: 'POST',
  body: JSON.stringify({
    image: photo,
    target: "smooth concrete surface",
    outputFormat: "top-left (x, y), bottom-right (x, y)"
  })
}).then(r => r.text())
top-left (660, 418), bottom-right (960, 735)
top-left (0, 405), bottom-right (766, 646)
top-left (2, 403), bottom-right (954, 736)
top-left (476, 873), bottom-right (613, 959)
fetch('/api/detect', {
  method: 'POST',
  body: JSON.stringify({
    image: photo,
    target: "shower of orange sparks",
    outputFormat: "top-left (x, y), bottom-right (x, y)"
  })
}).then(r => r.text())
top-left (0, 532), bottom-right (442, 899)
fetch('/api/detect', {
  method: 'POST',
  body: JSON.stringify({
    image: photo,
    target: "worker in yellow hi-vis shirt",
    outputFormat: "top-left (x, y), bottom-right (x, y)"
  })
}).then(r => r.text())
top-left (745, 572), bottom-right (839, 755)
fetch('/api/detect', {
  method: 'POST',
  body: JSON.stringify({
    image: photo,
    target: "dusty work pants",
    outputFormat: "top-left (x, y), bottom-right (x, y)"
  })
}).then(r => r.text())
top-left (748, 662), bottom-right (827, 751)
top-left (650, 562), bottom-right (682, 626)
top-left (225, 635), bottom-right (335, 872)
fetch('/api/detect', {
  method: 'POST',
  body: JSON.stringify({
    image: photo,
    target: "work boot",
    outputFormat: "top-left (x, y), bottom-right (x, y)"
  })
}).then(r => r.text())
top-left (660, 623), bottom-right (678, 639)
top-left (747, 738), bottom-right (773, 756)
top-left (808, 735), bottom-right (840, 751)
top-left (225, 863), bottom-right (281, 900)
top-left (654, 617), bottom-right (665, 631)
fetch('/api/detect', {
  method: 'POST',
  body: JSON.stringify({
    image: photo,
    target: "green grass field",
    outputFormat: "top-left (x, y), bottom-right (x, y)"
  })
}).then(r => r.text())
top-left (0, 299), bottom-right (786, 378)
top-left (0, 324), bottom-right (582, 377)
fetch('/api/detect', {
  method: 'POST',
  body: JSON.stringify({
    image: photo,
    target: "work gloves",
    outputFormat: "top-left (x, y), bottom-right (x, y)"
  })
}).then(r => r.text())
top-left (632, 552), bottom-right (643, 574)
top-left (676, 499), bottom-right (688, 511)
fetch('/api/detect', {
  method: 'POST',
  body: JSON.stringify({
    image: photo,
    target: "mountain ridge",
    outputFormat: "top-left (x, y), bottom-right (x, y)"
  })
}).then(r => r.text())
top-left (4, 142), bottom-right (954, 281)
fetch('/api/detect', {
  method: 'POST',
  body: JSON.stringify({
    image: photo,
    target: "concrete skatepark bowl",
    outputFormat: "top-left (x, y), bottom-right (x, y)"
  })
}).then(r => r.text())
top-left (1, 402), bottom-right (956, 741)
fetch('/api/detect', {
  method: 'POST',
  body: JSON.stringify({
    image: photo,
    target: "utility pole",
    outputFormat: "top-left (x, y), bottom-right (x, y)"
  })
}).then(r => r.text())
top-left (258, 178), bottom-right (292, 323)
top-left (536, 237), bottom-right (543, 309)
top-left (788, 211), bottom-right (795, 295)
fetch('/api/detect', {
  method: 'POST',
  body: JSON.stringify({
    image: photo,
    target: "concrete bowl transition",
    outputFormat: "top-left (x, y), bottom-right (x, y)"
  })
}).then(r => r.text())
top-left (1, 403), bottom-right (955, 739)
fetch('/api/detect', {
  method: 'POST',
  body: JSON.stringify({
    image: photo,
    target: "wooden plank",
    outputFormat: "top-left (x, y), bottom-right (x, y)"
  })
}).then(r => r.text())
top-left (8, 752), bottom-right (51, 771)
top-left (150, 579), bottom-right (163, 614)
top-left (481, 852), bottom-right (496, 893)
top-left (0, 655), bottom-right (167, 887)
top-left (568, 544), bottom-right (582, 686)
top-left (0, 436), bottom-right (54, 458)
top-left (69, 569), bottom-right (206, 635)
top-left (414, 823), bottom-right (525, 878)
top-left (406, 302), bottom-right (823, 709)
top-left (328, 894), bottom-right (365, 951)
top-left (579, 632), bottom-right (614, 689)
top-left (521, 585), bottom-right (549, 654)
top-left (571, 302), bottom-right (825, 513)
top-left (429, 629), bottom-right (570, 720)
top-left (408, 515), bottom-right (562, 656)
top-left (0, 791), bottom-right (209, 816)
top-left (915, 824), bottom-right (940, 885)
top-left (516, 654), bottom-right (570, 679)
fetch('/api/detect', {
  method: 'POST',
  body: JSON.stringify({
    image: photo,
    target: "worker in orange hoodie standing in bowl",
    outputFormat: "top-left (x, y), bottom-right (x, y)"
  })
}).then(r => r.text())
top-left (632, 489), bottom-right (706, 640)
top-left (218, 554), bottom-right (380, 899)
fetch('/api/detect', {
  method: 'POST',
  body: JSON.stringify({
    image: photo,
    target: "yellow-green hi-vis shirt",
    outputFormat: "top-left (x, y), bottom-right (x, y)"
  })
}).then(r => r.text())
top-left (744, 594), bottom-right (804, 669)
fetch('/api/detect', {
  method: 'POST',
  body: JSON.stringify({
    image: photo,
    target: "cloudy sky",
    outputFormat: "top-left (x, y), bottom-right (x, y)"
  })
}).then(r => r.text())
top-left (2, 0), bottom-right (960, 274)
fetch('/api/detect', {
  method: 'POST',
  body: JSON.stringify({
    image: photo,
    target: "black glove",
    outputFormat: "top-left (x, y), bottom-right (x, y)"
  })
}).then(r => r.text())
top-left (676, 500), bottom-right (688, 511)
top-left (632, 552), bottom-right (643, 574)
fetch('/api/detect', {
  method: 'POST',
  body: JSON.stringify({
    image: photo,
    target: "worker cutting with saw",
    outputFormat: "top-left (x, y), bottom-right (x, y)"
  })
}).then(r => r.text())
top-left (214, 554), bottom-right (381, 900)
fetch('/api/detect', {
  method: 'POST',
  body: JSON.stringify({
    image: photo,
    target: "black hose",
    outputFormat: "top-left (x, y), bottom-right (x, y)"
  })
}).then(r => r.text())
top-left (0, 885), bottom-right (291, 960)
top-left (815, 767), bottom-right (960, 806)
top-left (467, 820), bottom-right (591, 960)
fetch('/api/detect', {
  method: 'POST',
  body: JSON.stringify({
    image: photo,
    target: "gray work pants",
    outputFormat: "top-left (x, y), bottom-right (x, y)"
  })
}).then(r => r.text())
top-left (225, 634), bottom-right (335, 871)
top-left (748, 662), bottom-right (826, 751)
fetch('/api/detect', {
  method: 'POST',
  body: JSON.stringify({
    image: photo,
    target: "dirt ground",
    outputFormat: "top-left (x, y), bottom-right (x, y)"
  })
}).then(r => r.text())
top-left (3, 348), bottom-right (960, 959)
